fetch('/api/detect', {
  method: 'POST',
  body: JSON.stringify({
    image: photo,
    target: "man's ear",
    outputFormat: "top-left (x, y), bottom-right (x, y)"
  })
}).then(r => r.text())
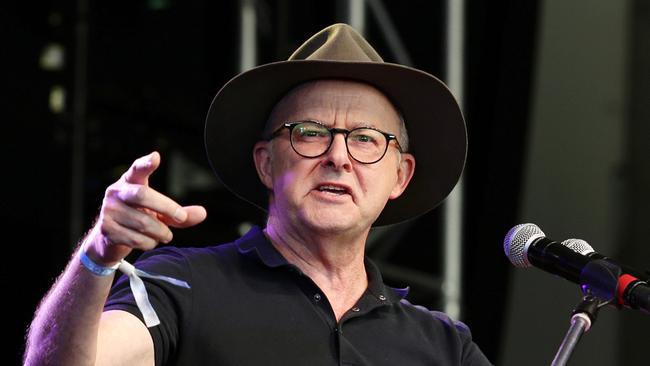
top-left (253, 141), bottom-right (274, 190)
top-left (389, 153), bottom-right (415, 199)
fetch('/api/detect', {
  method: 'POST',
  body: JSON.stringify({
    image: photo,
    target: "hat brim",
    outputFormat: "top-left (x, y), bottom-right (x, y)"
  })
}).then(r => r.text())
top-left (205, 60), bottom-right (466, 227)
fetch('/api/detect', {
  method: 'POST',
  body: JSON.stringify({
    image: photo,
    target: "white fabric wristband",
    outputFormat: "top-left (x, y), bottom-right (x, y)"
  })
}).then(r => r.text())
top-left (118, 260), bottom-right (190, 327)
top-left (79, 246), bottom-right (191, 328)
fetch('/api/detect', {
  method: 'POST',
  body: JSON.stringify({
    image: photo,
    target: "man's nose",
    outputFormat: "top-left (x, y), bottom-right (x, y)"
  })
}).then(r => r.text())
top-left (322, 133), bottom-right (352, 170)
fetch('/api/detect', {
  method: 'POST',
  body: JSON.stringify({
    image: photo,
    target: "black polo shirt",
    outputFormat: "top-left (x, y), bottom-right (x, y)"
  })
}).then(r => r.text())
top-left (105, 226), bottom-right (492, 366)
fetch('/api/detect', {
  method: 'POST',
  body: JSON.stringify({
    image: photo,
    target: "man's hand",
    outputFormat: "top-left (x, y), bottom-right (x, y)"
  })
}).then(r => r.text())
top-left (84, 152), bottom-right (207, 266)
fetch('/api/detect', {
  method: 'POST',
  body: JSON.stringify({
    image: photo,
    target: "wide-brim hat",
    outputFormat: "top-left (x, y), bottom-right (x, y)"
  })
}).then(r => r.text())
top-left (205, 23), bottom-right (466, 227)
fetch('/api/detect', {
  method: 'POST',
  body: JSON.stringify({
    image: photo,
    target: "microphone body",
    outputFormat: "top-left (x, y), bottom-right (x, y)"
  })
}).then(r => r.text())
top-left (622, 278), bottom-right (650, 312)
top-left (583, 252), bottom-right (650, 282)
top-left (562, 238), bottom-right (650, 311)
top-left (504, 223), bottom-right (650, 314)
top-left (525, 237), bottom-right (591, 284)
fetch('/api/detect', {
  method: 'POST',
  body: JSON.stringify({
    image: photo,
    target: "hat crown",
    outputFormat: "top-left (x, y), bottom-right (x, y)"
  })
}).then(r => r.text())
top-left (288, 23), bottom-right (384, 63)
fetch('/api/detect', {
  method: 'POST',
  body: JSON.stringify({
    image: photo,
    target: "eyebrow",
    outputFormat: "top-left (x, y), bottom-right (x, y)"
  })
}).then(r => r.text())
top-left (299, 118), bottom-right (380, 130)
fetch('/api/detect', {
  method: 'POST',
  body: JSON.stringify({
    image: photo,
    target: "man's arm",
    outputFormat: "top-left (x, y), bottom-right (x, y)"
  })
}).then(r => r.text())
top-left (24, 246), bottom-right (154, 366)
top-left (23, 152), bottom-right (206, 366)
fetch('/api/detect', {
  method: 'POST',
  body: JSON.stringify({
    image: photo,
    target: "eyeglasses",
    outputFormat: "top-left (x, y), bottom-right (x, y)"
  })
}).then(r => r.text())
top-left (269, 120), bottom-right (402, 164)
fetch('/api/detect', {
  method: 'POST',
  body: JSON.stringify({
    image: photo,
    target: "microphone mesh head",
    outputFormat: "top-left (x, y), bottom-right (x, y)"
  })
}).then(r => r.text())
top-left (503, 223), bottom-right (545, 268)
top-left (561, 238), bottom-right (594, 255)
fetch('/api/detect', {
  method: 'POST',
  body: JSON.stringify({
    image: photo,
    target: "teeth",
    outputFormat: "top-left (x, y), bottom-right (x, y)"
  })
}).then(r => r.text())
top-left (319, 185), bottom-right (346, 193)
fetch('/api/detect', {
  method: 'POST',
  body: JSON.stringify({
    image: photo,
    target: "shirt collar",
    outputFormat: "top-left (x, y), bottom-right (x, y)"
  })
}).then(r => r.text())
top-left (364, 257), bottom-right (410, 303)
top-left (236, 226), bottom-right (409, 303)
top-left (235, 226), bottom-right (289, 268)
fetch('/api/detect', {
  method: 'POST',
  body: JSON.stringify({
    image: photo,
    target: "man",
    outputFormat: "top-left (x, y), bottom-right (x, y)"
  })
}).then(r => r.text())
top-left (25, 24), bottom-right (491, 365)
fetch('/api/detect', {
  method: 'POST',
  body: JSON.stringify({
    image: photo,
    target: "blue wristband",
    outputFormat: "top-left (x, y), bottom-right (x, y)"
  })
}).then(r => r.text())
top-left (80, 249), bottom-right (120, 276)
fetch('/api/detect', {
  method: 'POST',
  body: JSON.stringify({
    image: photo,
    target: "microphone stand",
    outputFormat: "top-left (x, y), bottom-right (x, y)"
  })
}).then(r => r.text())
top-left (551, 295), bottom-right (605, 366)
top-left (551, 259), bottom-right (623, 366)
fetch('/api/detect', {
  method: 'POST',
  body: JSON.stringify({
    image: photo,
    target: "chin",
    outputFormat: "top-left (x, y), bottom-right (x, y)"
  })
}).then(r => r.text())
top-left (300, 208), bottom-right (367, 234)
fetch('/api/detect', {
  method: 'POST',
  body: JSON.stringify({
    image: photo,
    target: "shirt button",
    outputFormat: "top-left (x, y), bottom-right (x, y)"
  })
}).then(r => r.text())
top-left (351, 306), bottom-right (360, 312)
top-left (313, 293), bottom-right (322, 302)
top-left (378, 294), bottom-right (387, 301)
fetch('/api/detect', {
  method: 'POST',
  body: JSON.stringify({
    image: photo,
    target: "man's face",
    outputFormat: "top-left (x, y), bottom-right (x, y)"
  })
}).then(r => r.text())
top-left (254, 80), bottom-right (415, 235)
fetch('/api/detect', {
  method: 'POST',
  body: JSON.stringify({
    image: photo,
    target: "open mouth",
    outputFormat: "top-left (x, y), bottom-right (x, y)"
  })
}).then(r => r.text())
top-left (317, 184), bottom-right (350, 195)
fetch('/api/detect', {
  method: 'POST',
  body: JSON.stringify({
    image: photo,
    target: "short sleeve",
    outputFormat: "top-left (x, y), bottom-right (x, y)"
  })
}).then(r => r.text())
top-left (104, 247), bottom-right (194, 366)
top-left (400, 299), bottom-right (493, 366)
top-left (428, 310), bottom-right (494, 366)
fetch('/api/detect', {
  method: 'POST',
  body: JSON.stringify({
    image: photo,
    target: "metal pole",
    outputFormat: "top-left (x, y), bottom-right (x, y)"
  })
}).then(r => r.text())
top-left (239, 0), bottom-right (257, 72)
top-left (442, 0), bottom-right (465, 320)
top-left (366, 1), bottom-right (457, 313)
top-left (366, 0), bottom-right (413, 66)
top-left (347, 0), bottom-right (366, 36)
top-left (552, 313), bottom-right (592, 366)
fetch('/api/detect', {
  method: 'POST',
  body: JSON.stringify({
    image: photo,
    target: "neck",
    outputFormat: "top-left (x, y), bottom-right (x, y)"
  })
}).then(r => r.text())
top-left (265, 216), bottom-right (368, 277)
top-left (264, 215), bottom-right (370, 320)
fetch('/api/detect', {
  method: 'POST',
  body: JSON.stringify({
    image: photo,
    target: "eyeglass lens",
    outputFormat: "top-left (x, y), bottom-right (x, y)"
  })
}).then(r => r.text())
top-left (290, 122), bottom-right (388, 163)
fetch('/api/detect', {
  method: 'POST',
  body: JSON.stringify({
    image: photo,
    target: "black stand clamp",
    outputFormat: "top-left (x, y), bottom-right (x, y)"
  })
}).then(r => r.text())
top-left (551, 295), bottom-right (606, 366)
top-left (551, 259), bottom-right (622, 366)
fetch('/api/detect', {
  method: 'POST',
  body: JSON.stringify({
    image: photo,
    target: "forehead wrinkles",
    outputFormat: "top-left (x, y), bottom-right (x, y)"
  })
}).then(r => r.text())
top-left (274, 84), bottom-right (360, 121)
top-left (265, 80), bottom-right (401, 134)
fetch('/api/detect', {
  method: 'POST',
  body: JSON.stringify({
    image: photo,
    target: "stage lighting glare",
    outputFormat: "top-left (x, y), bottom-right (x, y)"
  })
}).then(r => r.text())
top-left (49, 85), bottom-right (66, 114)
top-left (39, 43), bottom-right (65, 71)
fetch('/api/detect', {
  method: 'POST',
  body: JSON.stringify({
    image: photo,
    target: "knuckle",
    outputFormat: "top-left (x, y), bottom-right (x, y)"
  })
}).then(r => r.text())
top-left (100, 201), bottom-right (122, 224)
top-left (105, 182), bottom-right (128, 200)
top-left (116, 232), bottom-right (139, 248)
top-left (101, 196), bottom-right (116, 211)
top-left (124, 236), bottom-right (140, 248)
top-left (133, 213), bottom-right (151, 232)
top-left (131, 185), bottom-right (147, 202)
top-left (138, 237), bottom-right (158, 251)
top-left (157, 228), bottom-right (173, 244)
top-left (105, 184), bottom-right (118, 197)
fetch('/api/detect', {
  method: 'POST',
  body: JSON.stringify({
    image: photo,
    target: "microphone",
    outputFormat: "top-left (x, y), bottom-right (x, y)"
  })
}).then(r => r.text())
top-left (504, 223), bottom-right (650, 314)
top-left (561, 237), bottom-right (650, 311)
top-left (562, 238), bottom-right (650, 282)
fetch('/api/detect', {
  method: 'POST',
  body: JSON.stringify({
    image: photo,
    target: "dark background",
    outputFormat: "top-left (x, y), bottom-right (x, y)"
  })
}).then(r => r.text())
top-left (4, 1), bottom-right (648, 365)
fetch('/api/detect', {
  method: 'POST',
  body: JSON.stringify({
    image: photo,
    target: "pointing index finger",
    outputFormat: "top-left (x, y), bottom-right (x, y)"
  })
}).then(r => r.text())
top-left (122, 151), bottom-right (161, 185)
top-left (115, 183), bottom-right (188, 223)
